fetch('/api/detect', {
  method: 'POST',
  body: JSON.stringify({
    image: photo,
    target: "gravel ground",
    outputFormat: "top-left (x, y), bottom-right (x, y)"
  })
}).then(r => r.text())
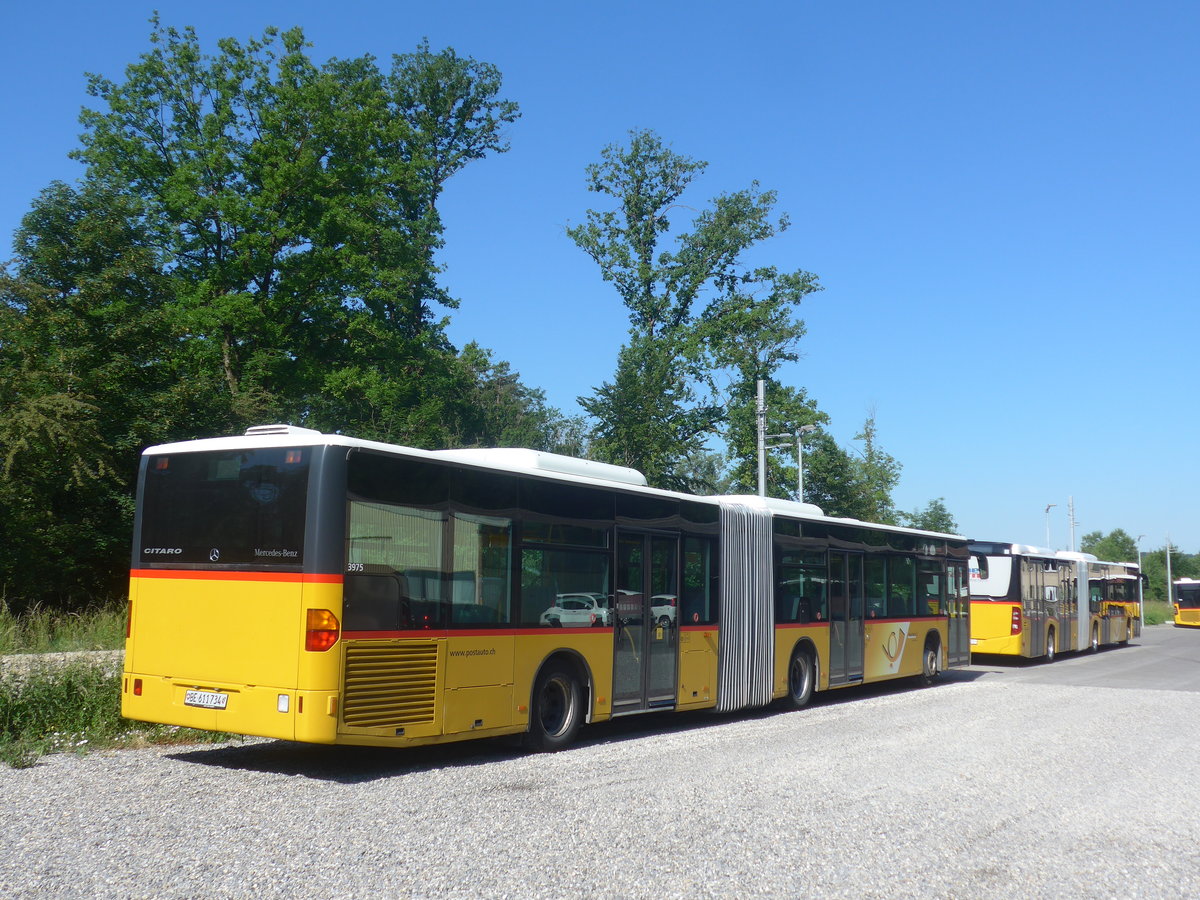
top-left (0, 649), bottom-right (124, 678)
top-left (3, 655), bottom-right (1198, 897)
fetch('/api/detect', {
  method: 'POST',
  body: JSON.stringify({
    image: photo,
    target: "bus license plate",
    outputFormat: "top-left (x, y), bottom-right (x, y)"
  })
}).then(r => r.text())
top-left (184, 689), bottom-right (228, 710)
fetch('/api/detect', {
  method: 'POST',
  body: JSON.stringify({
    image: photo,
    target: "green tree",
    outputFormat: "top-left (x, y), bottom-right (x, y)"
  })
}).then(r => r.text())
top-left (0, 181), bottom-right (173, 607)
top-left (841, 412), bottom-right (901, 524)
top-left (1079, 529), bottom-right (1139, 563)
top-left (73, 18), bottom-right (520, 443)
top-left (452, 342), bottom-right (587, 452)
top-left (1132, 543), bottom-right (1198, 602)
top-left (0, 21), bottom-right (547, 609)
top-left (568, 129), bottom-right (821, 490)
top-left (898, 498), bottom-right (959, 534)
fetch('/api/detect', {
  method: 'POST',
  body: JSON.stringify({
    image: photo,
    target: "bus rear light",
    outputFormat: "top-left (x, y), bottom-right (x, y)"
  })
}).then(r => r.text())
top-left (133, 679), bottom-right (143, 696)
top-left (1010, 608), bottom-right (1022, 635)
top-left (305, 608), bottom-right (340, 652)
top-left (126, 599), bottom-right (133, 639)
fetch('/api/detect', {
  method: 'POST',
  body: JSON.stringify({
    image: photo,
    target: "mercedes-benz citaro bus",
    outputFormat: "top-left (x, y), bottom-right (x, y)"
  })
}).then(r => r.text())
top-left (1175, 578), bottom-right (1200, 627)
top-left (122, 425), bottom-right (972, 751)
top-left (968, 542), bottom-right (1141, 660)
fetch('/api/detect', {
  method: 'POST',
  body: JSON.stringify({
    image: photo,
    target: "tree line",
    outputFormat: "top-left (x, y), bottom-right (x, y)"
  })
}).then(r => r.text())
top-left (1, 20), bottom-right (950, 610)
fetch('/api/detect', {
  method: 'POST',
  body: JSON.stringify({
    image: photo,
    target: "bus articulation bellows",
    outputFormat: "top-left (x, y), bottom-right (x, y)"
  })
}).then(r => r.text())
top-left (122, 425), bottom-right (972, 751)
top-left (968, 541), bottom-right (1142, 660)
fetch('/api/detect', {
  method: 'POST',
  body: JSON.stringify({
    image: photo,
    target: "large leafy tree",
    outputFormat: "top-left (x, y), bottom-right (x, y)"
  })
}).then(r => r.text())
top-left (1141, 544), bottom-right (1200, 602)
top-left (0, 181), bottom-right (174, 606)
top-left (0, 20), bottom-right (549, 609)
top-left (898, 498), bottom-right (959, 534)
top-left (569, 129), bottom-right (822, 490)
top-left (1079, 529), bottom-right (1139, 562)
top-left (73, 18), bottom-right (521, 443)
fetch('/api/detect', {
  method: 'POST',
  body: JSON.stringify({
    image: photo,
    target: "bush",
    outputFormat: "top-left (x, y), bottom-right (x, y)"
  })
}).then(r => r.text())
top-left (0, 600), bottom-right (127, 655)
top-left (1143, 600), bottom-right (1173, 627)
top-left (0, 661), bottom-right (231, 768)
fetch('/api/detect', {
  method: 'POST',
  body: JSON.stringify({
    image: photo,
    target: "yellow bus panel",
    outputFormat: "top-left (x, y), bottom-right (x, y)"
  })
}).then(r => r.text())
top-left (678, 628), bottom-right (718, 710)
top-left (970, 601), bottom-right (1023, 655)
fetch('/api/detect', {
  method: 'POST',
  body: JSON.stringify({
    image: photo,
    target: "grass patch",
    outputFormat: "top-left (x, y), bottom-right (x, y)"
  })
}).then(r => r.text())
top-left (0, 661), bottom-right (234, 768)
top-left (0, 601), bottom-right (127, 655)
top-left (1143, 599), bottom-right (1173, 627)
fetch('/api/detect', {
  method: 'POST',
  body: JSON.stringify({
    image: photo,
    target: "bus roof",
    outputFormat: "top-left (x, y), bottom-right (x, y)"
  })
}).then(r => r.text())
top-left (969, 541), bottom-right (1099, 563)
top-left (143, 425), bottom-right (968, 543)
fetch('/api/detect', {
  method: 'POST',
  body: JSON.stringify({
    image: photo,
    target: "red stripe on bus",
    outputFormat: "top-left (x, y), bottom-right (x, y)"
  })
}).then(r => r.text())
top-left (342, 627), bottom-right (613, 639)
top-left (129, 569), bottom-right (343, 584)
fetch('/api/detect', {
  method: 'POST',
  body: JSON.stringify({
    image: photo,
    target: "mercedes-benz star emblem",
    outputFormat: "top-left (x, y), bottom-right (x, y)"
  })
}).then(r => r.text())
top-left (209, 548), bottom-right (221, 562)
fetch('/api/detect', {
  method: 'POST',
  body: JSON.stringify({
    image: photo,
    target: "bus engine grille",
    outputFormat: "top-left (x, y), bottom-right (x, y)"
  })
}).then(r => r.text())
top-left (342, 642), bottom-right (439, 728)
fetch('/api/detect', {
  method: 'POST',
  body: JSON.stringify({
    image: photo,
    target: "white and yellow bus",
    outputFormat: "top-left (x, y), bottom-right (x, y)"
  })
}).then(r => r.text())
top-left (969, 542), bottom-right (1140, 660)
top-left (122, 425), bottom-right (971, 751)
top-left (1174, 578), bottom-right (1200, 627)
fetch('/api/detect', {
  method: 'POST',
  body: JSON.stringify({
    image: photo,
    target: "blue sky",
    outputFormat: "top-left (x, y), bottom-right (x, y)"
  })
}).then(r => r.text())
top-left (3, 1), bottom-right (1197, 554)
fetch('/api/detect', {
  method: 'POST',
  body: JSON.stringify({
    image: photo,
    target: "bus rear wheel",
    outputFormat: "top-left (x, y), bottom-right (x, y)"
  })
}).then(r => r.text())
top-left (1045, 631), bottom-right (1056, 663)
top-left (785, 646), bottom-right (815, 710)
top-left (920, 640), bottom-right (940, 685)
top-left (524, 663), bottom-right (583, 752)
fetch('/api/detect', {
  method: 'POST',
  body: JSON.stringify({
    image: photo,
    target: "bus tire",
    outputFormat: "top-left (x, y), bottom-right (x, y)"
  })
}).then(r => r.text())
top-left (524, 662), bottom-right (584, 752)
top-left (1045, 630), bottom-right (1056, 663)
top-left (920, 638), bottom-right (940, 685)
top-left (1090, 625), bottom-right (1099, 653)
top-left (785, 645), bottom-right (815, 710)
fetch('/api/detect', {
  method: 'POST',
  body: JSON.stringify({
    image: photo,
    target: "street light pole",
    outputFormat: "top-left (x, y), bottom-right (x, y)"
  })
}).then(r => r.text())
top-left (1044, 503), bottom-right (1057, 549)
top-left (756, 380), bottom-right (767, 497)
top-left (1166, 535), bottom-right (1174, 609)
top-left (796, 424), bottom-right (817, 503)
top-left (1136, 535), bottom-right (1145, 624)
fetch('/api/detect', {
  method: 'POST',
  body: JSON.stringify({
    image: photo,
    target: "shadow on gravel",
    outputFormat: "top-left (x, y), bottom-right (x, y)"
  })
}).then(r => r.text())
top-left (970, 645), bottom-right (1133, 669)
top-left (166, 669), bottom-right (990, 784)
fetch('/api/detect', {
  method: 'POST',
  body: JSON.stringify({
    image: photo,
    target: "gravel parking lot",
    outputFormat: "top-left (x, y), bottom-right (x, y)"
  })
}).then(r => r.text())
top-left (3, 628), bottom-right (1198, 899)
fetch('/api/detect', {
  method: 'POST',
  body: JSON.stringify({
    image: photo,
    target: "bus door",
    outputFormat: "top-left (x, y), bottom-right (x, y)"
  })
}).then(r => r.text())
top-left (613, 531), bottom-right (679, 713)
top-left (828, 551), bottom-right (864, 685)
top-left (947, 561), bottom-right (970, 667)
top-left (1024, 560), bottom-right (1045, 655)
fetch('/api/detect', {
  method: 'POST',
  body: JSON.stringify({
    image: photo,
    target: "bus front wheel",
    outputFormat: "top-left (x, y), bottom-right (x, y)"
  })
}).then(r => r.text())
top-left (524, 663), bottom-right (583, 752)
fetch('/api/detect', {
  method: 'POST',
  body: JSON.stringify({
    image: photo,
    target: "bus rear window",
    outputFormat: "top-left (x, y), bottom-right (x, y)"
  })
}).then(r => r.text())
top-left (138, 448), bottom-right (310, 567)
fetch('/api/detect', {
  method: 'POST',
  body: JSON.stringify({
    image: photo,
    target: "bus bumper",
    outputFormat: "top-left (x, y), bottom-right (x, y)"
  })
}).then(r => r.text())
top-left (121, 672), bottom-right (339, 744)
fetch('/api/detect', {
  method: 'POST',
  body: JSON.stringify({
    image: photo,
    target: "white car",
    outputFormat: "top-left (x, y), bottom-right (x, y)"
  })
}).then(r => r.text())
top-left (540, 593), bottom-right (611, 627)
top-left (650, 594), bottom-right (678, 627)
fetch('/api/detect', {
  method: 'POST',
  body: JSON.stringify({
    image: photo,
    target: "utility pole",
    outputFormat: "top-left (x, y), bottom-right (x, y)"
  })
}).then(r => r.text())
top-left (1068, 496), bottom-right (1077, 551)
top-left (1136, 535), bottom-right (1145, 618)
top-left (1044, 503), bottom-right (1056, 549)
top-left (756, 380), bottom-right (766, 497)
top-left (757, 378), bottom-right (817, 502)
top-left (795, 424), bottom-right (817, 503)
top-left (1166, 535), bottom-right (1174, 607)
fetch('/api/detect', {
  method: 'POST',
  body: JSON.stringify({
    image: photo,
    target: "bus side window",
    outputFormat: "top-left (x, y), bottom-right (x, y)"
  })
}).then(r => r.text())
top-left (865, 556), bottom-right (886, 619)
top-left (682, 537), bottom-right (717, 626)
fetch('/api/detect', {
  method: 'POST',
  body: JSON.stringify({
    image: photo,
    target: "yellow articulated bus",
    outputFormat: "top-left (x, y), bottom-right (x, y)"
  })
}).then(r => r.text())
top-left (123, 425), bottom-right (971, 751)
top-left (968, 541), bottom-right (1141, 661)
top-left (1174, 579), bottom-right (1200, 627)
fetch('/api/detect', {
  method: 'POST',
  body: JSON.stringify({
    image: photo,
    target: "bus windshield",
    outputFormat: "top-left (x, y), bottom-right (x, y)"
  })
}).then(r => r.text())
top-left (138, 448), bottom-right (310, 567)
top-left (1177, 585), bottom-right (1200, 609)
